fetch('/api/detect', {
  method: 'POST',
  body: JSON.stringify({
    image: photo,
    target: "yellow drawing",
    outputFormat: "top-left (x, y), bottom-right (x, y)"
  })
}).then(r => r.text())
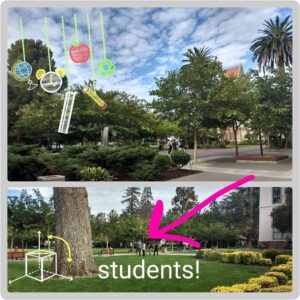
top-left (48, 235), bottom-right (72, 262)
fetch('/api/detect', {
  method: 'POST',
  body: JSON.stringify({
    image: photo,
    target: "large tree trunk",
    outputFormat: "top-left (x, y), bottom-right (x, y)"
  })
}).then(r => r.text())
top-left (193, 127), bottom-right (198, 163)
top-left (53, 187), bottom-right (97, 277)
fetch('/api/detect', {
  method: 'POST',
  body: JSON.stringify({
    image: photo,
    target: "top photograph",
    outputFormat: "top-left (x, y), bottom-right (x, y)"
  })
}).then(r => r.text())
top-left (6, 6), bottom-right (293, 182)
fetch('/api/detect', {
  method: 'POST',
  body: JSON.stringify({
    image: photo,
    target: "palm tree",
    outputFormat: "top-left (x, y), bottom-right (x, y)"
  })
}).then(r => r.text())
top-left (182, 46), bottom-right (212, 69)
top-left (250, 16), bottom-right (292, 72)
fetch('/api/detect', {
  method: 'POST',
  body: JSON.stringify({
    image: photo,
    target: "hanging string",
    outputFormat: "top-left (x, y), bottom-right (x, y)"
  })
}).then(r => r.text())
top-left (87, 13), bottom-right (96, 91)
top-left (19, 17), bottom-right (26, 62)
top-left (99, 11), bottom-right (107, 60)
top-left (61, 15), bottom-right (70, 91)
top-left (74, 14), bottom-right (79, 46)
top-left (44, 17), bottom-right (52, 73)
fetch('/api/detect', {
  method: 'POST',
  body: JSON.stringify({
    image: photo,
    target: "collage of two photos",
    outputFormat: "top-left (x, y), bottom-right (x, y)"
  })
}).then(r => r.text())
top-left (2, 2), bottom-right (297, 298)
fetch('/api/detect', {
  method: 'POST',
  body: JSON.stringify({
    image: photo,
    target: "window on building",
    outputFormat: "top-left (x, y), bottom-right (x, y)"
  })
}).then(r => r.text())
top-left (273, 227), bottom-right (286, 240)
top-left (272, 187), bottom-right (282, 204)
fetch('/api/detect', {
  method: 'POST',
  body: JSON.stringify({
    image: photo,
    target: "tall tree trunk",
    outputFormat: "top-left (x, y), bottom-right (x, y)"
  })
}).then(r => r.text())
top-left (53, 187), bottom-right (97, 277)
top-left (193, 127), bottom-right (198, 163)
top-left (267, 133), bottom-right (270, 151)
top-left (258, 129), bottom-right (264, 156)
top-left (10, 236), bottom-right (15, 252)
top-left (233, 125), bottom-right (239, 157)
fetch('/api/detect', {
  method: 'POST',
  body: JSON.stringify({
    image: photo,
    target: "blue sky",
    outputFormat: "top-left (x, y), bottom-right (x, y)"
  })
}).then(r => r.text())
top-left (7, 186), bottom-right (225, 215)
top-left (8, 7), bottom-right (292, 100)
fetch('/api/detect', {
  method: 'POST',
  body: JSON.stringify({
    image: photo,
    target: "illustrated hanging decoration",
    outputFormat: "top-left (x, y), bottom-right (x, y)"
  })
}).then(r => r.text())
top-left (9, 18), bottom-right (38, 90)
top-left (38, 17), bottom-right (64, 94)
top-left (69, 14), bottom-right (90, 63)
top-left (58, 15), bottom-right (77, 134)
top-left (85, 12), bottom-right (108, 110)
top-left (97, 11), bottom-right (116, 76)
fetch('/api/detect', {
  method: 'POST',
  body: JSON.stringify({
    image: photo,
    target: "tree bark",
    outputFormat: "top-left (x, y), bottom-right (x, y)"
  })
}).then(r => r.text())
top-left (193, 127), bottom-right (198, 163)
top-left (258, 129), bottom-right (264, 156)
top-left (53, 187), bottom-right (97, 277)
top-left (233, 124), bottom-right (239, 157)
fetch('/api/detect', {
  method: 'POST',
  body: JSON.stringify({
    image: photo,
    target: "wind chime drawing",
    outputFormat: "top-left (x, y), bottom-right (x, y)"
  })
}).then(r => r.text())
top-left (58, 15), bottom-right (77, 134)
top-left (8, 231), bottom-right (72, 285)
top-left (9, 18), bottom-right (38, 91)
top-left (84, 12), bottom-right (108, 110)
top-left (36, 17), bottom-right (65, 94)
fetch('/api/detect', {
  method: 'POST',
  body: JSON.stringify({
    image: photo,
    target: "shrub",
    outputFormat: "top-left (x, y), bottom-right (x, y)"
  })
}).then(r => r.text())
top-left (211, 283), bottom-right (260, 292)
top-left (170, 150), bottom-right (191, 168)
top-left (202, 250), bottom-right (221, 261)
top-left (262, 248), bottom-right (283, 262)
top-left (260, 285), bottom-right (292, 292)
top-left (130, 162), bottom-right (159, 181)
top-left (78, 146), bottom-right (114, 168)
top-left (258, 258), bottom-right (272, 266)
top-left (287, 280), bottom-right (292, 286)
top-left (195, 249), bottom-right (204, 259)
top-left (239, 251), bottom-right (260, 265)
top-left (220, 252), bottom-right (241, 264)
top-left (80, 167), bottom-right (113, 181)
top-left (8, 153), bottom-right (46, 181)
top-left (270, 264), bottom-right (292, 279)
top-left (265, 272), bottom-right (288, 285)
top-left (248, 275), bottom-right (279, 288)
top-left (152, 155), bottom-right (172, 171)
top-left (275, 255), bottom-right (292, 265)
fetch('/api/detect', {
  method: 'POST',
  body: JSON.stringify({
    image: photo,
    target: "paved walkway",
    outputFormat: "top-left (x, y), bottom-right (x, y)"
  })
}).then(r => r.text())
top-left (161, 146), bottom-right (292, 181)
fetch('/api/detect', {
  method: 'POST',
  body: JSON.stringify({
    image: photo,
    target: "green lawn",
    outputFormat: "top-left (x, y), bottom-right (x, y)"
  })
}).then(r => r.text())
top-left (7, 255), bottom-right (270, 292)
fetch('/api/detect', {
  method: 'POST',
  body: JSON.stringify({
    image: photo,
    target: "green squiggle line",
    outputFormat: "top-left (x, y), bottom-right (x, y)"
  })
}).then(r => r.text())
top-left (100, 11), bottom-right (107, 60)
top-left (44, 17), bottom-right (52, 73)
top-left (61, 15), bottom-right (70, 91)
top-left (87, 13), bottom-right (95, 91)
top-left (20, 18), bottom-right (26, 62)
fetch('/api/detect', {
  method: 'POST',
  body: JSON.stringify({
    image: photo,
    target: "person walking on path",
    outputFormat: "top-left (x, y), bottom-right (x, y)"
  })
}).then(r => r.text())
top-left (172, 139), bottom-right (177, 151)
top-left (137, 240), bottom-right (142, 256)
top-left (154, 243), bottom-right (159, 256)
top-left (142, 243), bottom-right (146, 256)
top-left (167, 139), bottom-right (172, 155)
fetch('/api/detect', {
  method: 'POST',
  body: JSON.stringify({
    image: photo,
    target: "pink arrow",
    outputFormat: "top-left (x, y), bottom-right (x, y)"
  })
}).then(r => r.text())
top-left (148, 174), bottom-right (255, 248)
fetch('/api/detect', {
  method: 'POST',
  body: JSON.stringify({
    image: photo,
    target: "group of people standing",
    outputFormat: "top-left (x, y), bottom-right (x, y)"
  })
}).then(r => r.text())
top-left (133, 240), bottom-right (159, 256)
top-left (167, 138), bottom-right (186, 155)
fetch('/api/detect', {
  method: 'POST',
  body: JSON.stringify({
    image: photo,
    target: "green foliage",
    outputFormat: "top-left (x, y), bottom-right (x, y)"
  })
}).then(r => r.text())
top-left (265, 271), bottom-right (288, 285)
top-left (80, 167), bottom-right (113, 181)
top-left (152, 155), bottom-right (172, 171)
top-left (262, 249), bottom-right (283, 262)
top-left (170, 150), bottom-right (191, 168)
top-left (275, 255), bottom-right (292, 265)
top-left (130, 161), bottom-right (159, 181)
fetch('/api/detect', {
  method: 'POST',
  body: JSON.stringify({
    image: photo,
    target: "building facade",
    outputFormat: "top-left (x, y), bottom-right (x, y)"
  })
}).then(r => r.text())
top-left (258, 187), bottom-right (290, 249)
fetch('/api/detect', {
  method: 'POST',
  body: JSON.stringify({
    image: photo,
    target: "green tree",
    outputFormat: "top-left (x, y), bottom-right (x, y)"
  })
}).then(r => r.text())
top-left (139, 187), bottom-right (154, 219)
top-left (271, 188), bottom-right (292, 234)
top-left (171, 187), bottom-right (198, 215)
top-left (250, 16), bottom-right (292, 72)
top-left (151, 47), bottom-right (223, 162)
top-left (218, 74), bottom-right (255, 156)
top-left (121, 187), bottom-right (141, 216)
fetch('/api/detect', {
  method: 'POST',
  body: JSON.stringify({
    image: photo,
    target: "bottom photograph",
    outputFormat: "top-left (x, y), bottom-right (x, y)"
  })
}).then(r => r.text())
top-left (7, 186), bottom-right (293, 293)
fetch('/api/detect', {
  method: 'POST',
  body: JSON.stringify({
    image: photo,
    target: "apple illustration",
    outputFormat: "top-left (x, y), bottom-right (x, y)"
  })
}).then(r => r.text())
top-left (69, 43), bottom-right (90, 63)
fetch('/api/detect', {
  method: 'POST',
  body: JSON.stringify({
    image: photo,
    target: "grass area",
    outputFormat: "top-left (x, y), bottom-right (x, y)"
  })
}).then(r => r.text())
top-left (7, 255), bottom-right (270, 292)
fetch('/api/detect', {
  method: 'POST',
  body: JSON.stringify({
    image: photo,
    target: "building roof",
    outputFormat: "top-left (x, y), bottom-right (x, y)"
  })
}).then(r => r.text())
top-left (224, 64), bottom-right (244, 78)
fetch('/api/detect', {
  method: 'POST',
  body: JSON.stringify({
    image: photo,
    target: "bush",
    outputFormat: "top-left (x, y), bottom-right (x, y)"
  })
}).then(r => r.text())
top-left (195, 249), bottom-right (204, 259)
top-left (211, 283), bottom-right (261, 292)
top-left (202, 250), bottom-right (221, 261)
top-left (260, 285), bottom-right (292, 292)
top-left (270, 264), bottom-right (292, 279)
top-left (130, 162), bottom-right (159, 181)
top-left (152, 155), bottom-right (172, 171)
top-left (262, 248), bottom-right (283, 262)
top-left (248, 275), bottom-right (279, 288)
top-left (240, 251), bottom-right (260, 265)
top-left (265, 272), bottom-right (288, 285)
top-left (170, 150), bottom-right (191, 168)
top-left (275, 255), bottom-right (292, 265)
top-left (8, 153), bottom-right (46, 181)
top-left (258, 258), bottom-right (272, 266)
top-left (220, 252), bottom-right (241, 264)
top-left (80, 167), bottom-right (113, 181)
top-left (287, 280), bottom-right (292, 286)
